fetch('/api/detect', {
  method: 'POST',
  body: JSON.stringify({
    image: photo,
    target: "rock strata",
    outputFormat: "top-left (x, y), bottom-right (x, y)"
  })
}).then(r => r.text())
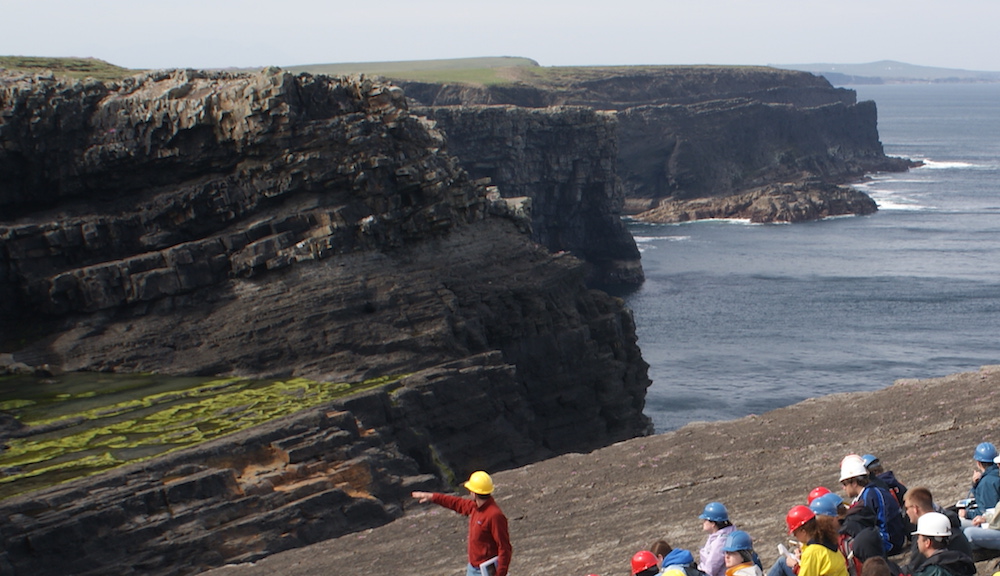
top-left (416, 105), bottom-right (642, 285)
top-left (0, 68), bottom-right (652, 575)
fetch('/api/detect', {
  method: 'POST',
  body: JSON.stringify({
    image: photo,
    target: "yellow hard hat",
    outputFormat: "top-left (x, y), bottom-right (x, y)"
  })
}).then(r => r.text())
top-left (464, 471), bottom-right (494, 495)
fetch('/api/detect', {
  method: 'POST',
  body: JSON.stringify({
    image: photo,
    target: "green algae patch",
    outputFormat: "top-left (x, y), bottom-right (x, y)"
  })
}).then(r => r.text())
top-left (0, 373), bottom-right (405, 500)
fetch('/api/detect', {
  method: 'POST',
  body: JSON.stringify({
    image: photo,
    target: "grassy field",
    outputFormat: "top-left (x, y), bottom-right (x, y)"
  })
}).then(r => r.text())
top-left (0, 56), bottom-right (136, 81)
top-left (2, 55), bottom-right (766, 88)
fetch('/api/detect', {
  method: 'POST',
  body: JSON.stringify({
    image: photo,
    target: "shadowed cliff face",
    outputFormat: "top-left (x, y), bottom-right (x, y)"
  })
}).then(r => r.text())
top-left (416, 105), bottom-right (643, 285)
top-left (0, 68), bottom-right (652, 575)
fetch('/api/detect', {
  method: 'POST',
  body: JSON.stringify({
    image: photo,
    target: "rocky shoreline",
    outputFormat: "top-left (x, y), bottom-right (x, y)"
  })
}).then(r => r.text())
top-left (633, 180), bottom-right (879, 223)
top-left (202, 365), bottom-right (1000, 576)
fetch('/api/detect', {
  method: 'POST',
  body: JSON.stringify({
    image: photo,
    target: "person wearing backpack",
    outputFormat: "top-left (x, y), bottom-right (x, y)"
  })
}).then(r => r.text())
top-left (862, 455), bottom-right (908, 509)
top-left (840, 454), bottom-right (907, 556)
top-left (839, 503), bottom-right (892, 576)
top-left (905, 512), bottom-right (975, 576)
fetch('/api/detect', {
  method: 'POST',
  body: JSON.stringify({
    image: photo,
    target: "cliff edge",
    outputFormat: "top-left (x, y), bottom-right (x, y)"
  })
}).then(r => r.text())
top-left (202, 365), bottom-right (1000, 576)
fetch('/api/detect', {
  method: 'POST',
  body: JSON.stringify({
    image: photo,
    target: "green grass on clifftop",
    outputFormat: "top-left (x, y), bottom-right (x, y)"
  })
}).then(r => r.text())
top-left (0, 56), bottom-right (135, 81)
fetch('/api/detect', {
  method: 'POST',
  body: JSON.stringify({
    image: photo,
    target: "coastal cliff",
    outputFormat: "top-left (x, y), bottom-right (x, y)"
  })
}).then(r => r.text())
top-left (415, 105), bottom-right (642, 285)
top-left (393, 66), bottom-right (913, 225)
top-left (0, 68), bottom-right (651, 575)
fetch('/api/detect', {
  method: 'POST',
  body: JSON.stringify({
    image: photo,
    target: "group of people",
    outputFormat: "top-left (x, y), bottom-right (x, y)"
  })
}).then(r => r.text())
top-left (627, 444), bottom-right (1000, 576)
top-left (407, 442), bottom-right (1000, 576)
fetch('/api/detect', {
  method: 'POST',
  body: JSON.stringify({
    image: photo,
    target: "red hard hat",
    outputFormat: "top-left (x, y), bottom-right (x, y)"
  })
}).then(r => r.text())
top-left (786, 504), bottom-right (816, 533)
top-left (807, 486), bottom-right (831, 504)
top-left (631, 550), bottom-right (659, 575)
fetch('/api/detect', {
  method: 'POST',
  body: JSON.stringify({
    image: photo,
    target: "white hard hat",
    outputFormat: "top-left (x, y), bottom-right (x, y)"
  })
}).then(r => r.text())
top-left (839, 454), bottom-right (868, 482)
top-left (912, 512), bottom-right (952, 537)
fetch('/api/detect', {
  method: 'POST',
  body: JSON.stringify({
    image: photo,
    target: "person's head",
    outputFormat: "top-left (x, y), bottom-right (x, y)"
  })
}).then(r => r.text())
top-left (786, 505), bottom-right (815, 543)
top-left (631, 550), bottom-right (660, 576)
top-left (840, 454), bottom-right (869, 498)
top-left (862, 454), bottom-right (885, 476)
top-left (722, 530), bottom-right (754, 568)
top-left (975, 442), bottom-right (998, 469)
top-left (810, 492), bottom-right (844, 518)
top-left (787, 505), bottom-right (839, 546)
top-left (650, 540), bottom-right (672, 564)
top-left (464, 470), bottom-right (494, 502)
top-left (903, 487), bottom-right (935, 524)
top-left (699, 502), bottom-right (731, 532)
top-left (807, 486), bottom-right (831, 504)
top-left (860, 557), bottom-right (892, 576)
top-left (913, 512), bottom-right (951, 557)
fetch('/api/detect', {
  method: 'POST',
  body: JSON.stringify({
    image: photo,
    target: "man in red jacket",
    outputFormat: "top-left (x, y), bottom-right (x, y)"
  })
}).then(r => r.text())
top-left (412, 470), bottom-right (512, 576)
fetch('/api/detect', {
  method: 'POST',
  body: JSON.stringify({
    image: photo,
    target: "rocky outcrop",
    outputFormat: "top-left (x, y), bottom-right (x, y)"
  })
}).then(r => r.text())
top-left (638, 181), bottom-right (878, 223)
top-left (416, 105), bottom-right (642, 285)
top-left (393, 66), bottom-right (912, 225)
top-left (0, 351), bottom-right (627, 576)
top-left (0, 69), bottom-right (652, 574)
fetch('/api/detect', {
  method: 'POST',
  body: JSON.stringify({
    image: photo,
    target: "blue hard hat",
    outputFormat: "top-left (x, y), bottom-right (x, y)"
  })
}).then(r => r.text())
top-left (810, 493), bottom-right (842, 517)
top-left (723, 530), bottom-right (753, 552)
top-left (699, 501), bottom-right (729, 522)
top-left (975, 442), bottom-right (998, 463)
top-left (861, 454), bottom-right (879, 468)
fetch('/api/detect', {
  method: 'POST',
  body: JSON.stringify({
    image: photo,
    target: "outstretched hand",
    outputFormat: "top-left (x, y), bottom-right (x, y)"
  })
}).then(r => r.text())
top-left (411, 491), bottom-right (433, 504)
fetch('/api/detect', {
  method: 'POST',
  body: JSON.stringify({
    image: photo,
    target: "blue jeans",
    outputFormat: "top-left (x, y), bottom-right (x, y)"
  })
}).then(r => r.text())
top-left (768, 558), bottom-right (795, 576)
top-left (964, 526), bottom-right (1000, 550)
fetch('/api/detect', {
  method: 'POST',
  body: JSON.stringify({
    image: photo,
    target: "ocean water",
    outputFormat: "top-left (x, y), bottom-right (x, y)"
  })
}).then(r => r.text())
top-left (624, 83), bottom-right (1000, 433)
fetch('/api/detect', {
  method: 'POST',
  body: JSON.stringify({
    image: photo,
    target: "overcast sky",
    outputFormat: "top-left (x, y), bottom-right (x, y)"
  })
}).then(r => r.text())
top-left (3, 0), bottom-right (999, 72)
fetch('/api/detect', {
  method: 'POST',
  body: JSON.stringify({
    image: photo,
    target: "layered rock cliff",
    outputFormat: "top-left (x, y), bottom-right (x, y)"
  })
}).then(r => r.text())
top-left (393, 66), bottom-right (913, 224)
top-left (415, 105), bottom-right (642, 285)
top-left (0, 68), bottom-right (651, 575)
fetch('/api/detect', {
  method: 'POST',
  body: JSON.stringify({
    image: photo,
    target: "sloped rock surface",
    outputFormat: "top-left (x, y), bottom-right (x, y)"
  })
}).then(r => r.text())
top-left (201, 365), bottom-right (1000, 576)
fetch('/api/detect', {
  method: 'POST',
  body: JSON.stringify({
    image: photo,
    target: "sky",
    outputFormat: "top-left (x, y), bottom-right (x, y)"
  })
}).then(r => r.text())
top-left (3, 0), bottom-right (1000, 72)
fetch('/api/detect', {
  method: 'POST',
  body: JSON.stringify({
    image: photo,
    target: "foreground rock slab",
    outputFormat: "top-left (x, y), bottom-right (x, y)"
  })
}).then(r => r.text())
top-left (204, 366), bottom-right (1000, 576)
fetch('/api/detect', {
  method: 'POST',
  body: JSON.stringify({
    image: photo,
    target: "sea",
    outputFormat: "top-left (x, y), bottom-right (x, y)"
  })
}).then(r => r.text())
top-left (623, 82), bottom-right (1000, 433)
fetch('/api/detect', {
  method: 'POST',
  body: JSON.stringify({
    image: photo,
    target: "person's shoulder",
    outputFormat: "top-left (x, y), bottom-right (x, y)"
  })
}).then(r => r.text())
top-left (914, 563), bottom-right (954, 576)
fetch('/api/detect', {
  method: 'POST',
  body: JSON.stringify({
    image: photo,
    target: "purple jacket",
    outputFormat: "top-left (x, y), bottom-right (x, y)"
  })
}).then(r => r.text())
top-left (699, 525), bottom-right (735, 576)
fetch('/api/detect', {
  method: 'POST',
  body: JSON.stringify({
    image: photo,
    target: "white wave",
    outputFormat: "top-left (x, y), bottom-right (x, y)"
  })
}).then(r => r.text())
top-left (918, 159), bottom-right (977, 170)
top-left (666, 217), bottom-right (758, 226)
top-left (634, 235), bottom-right (691, 243)
top-left (873, 197), bottom-right (934, 211)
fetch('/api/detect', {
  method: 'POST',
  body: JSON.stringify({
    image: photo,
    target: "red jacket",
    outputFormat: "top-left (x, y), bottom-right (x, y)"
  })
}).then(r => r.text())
top-left (432, 493), bottom-right (512, 576)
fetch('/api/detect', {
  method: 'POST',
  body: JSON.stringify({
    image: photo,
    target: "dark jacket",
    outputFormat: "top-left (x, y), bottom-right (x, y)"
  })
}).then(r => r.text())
top-left (859, 484), bottom-right (907, 555)
top-left (841, 505), bottom-right (889, 563)
top-left (969, 463), bottom-right (1000, 519)
top-left (908, 549), bottom-right (976, 576)
top-left (877, 470), bottom-right (908, 506)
